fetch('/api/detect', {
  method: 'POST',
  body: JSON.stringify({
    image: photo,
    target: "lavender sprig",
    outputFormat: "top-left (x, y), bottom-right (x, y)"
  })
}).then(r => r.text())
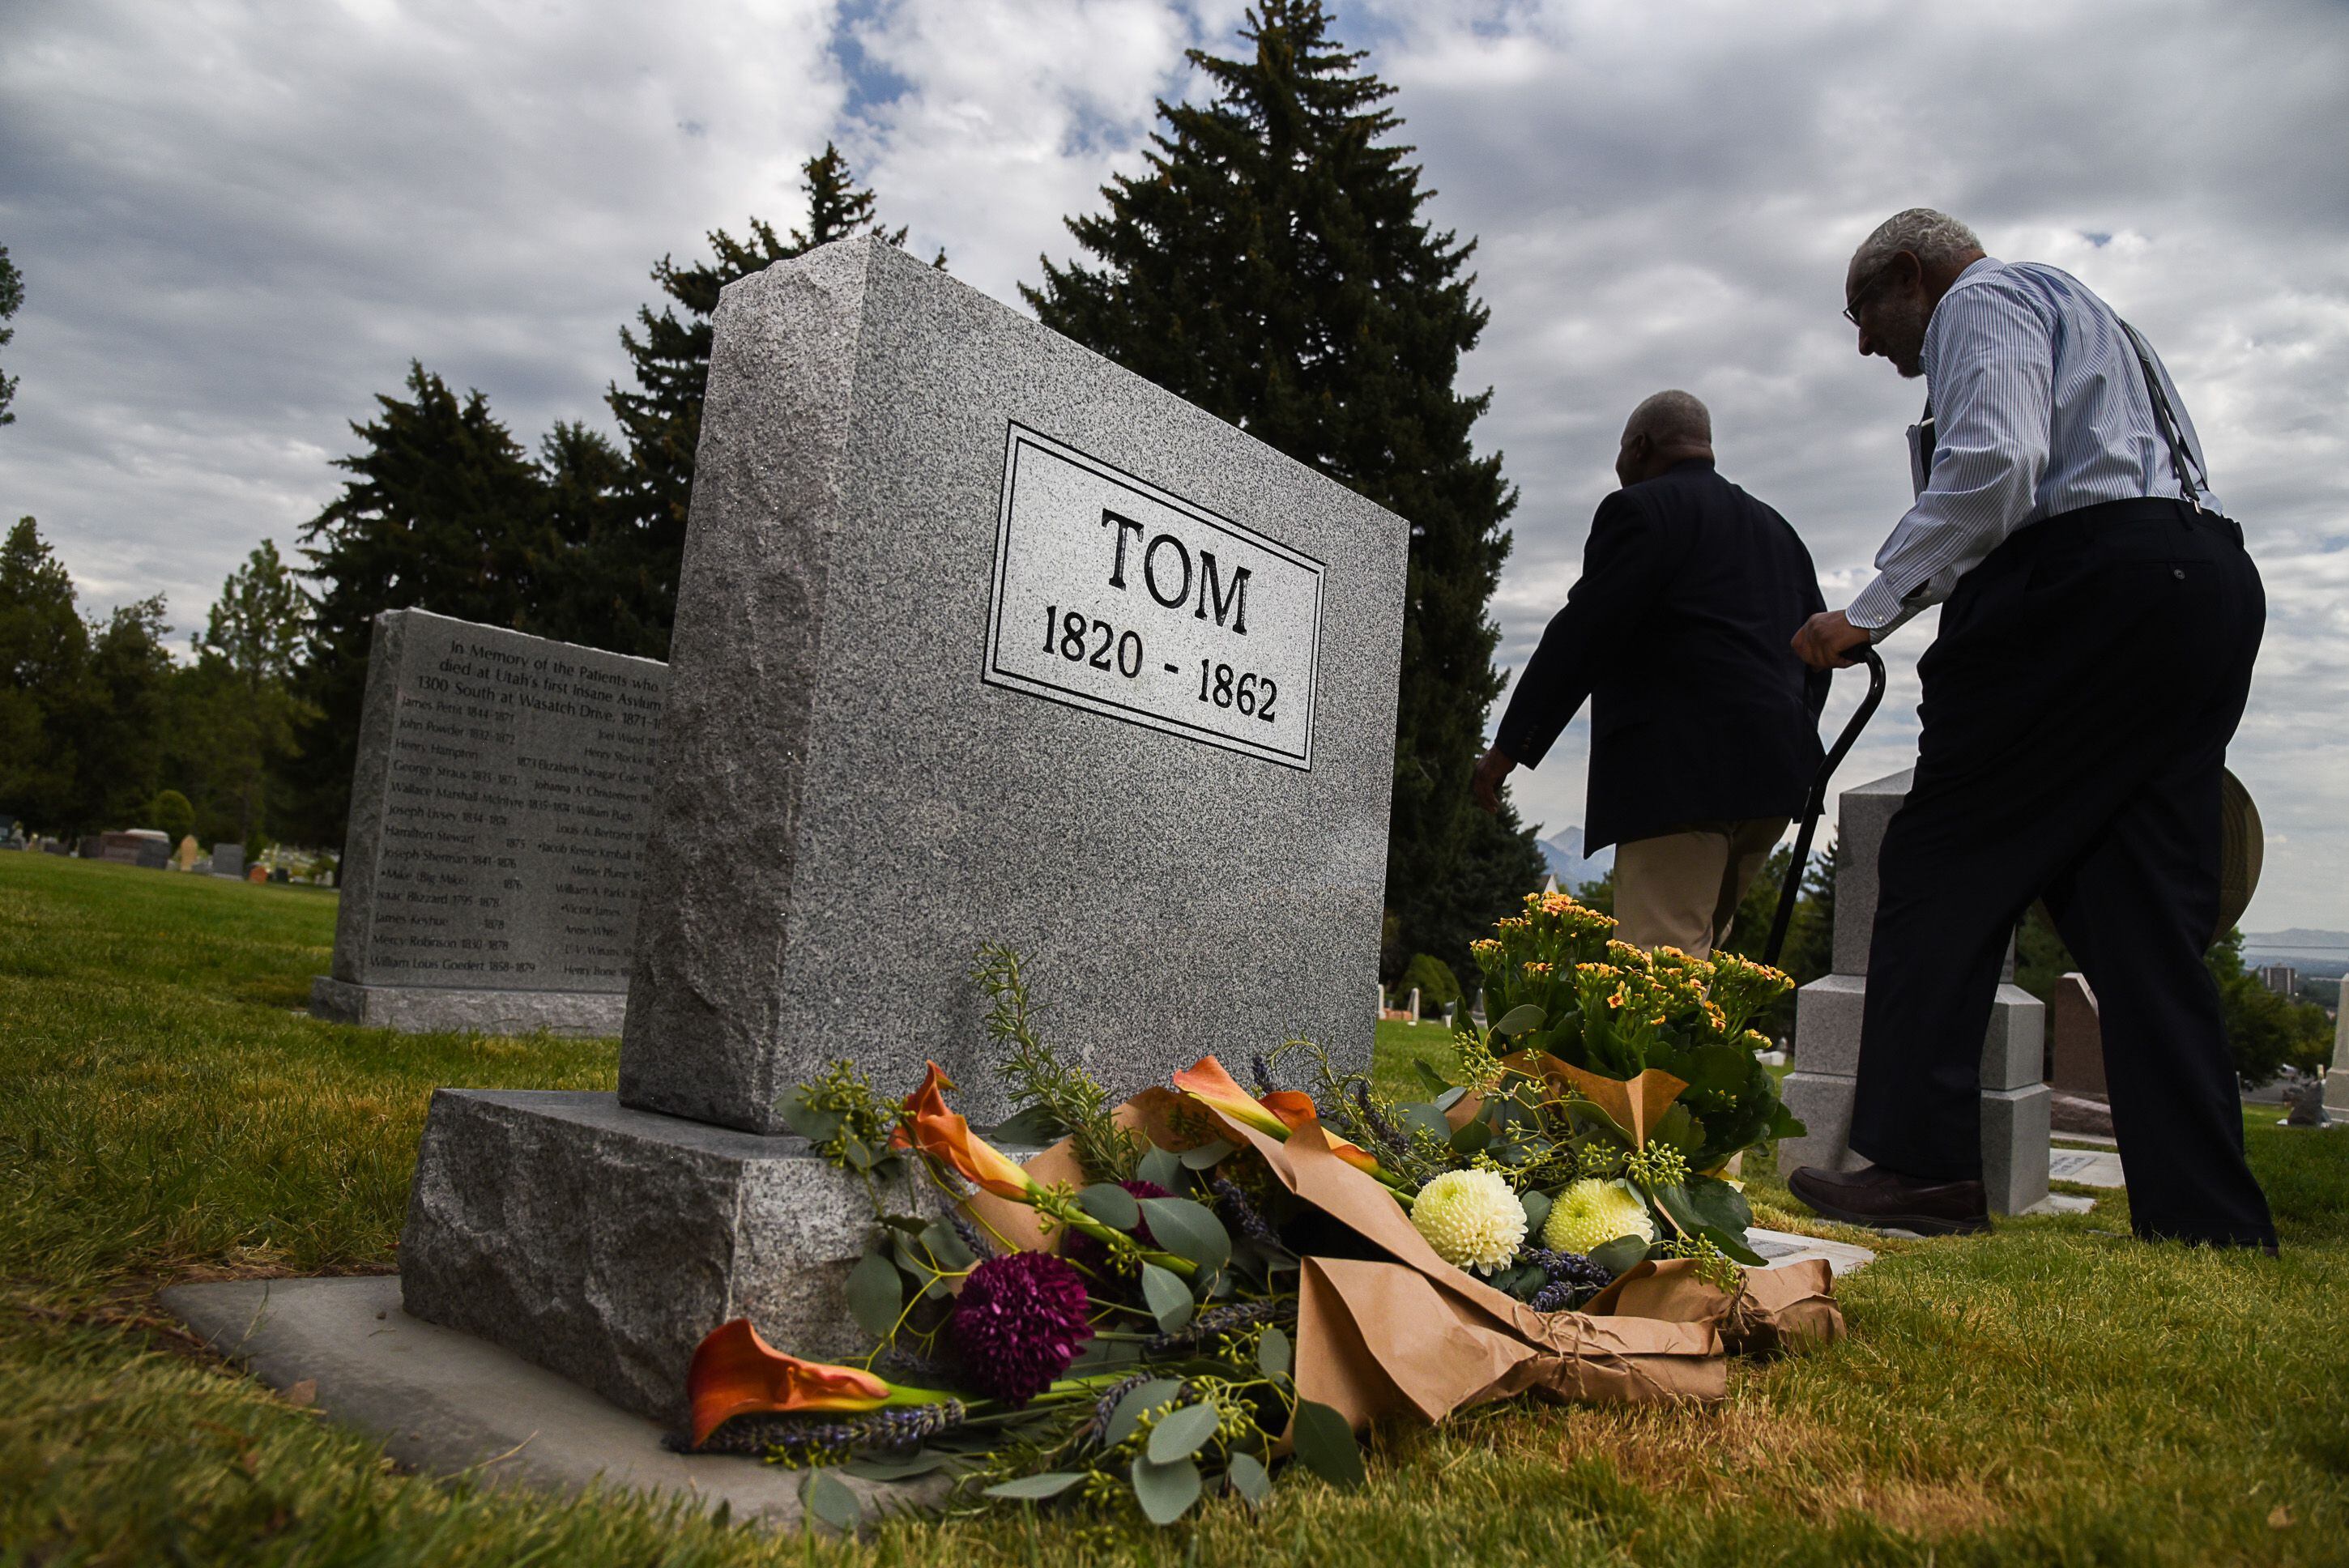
top-left (680, 1400), bottom-right (970, 1459)
top-left (1143, 1299), bottom-right (1294, 1356)
top-left (1209, 1176), bottom-right (1284, 1254)
top-left (1354, 1081), bottom-right (1409, 1154)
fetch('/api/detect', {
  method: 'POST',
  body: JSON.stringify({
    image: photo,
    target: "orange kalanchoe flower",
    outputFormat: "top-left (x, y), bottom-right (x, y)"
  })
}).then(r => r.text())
top-left (897, 1059), bottom-right (1038, 1199)
top-left (686, 1319), bottom-right (890, 1447)
top-left (1173, 1055), bottom-right (1383, 1174)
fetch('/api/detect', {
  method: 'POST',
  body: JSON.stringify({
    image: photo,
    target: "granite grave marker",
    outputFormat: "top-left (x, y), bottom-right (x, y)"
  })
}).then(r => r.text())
top-left (309, 609), bottom-right (667, 1036)
top-left (400, 236), bottom-right (1409, 1423)
top-left (1777, 768), bottom-right (2051, 1216)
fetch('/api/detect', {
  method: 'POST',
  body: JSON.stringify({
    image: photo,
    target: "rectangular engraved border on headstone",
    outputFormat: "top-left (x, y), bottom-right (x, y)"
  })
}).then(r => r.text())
top-left (981, 421), bottom-right (1325, 769)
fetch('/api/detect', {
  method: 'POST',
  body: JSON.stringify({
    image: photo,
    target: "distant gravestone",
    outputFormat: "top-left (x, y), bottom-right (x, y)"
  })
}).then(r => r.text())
top-left (2325, 1002), bottom-right (2349, 1119)
top-left (309, 609), bottom-right (667, 1036)
top-left (211, 844), bottom-right (245, 880)
top-left (171, 834), bottom-right (201, 872)
top-left (400, 236), bottom-right (1408, 1424)
top-left (1778, 769), bottom-right (2051, 1216)
top-left (2048, 972), bottom-right (2106, 1097)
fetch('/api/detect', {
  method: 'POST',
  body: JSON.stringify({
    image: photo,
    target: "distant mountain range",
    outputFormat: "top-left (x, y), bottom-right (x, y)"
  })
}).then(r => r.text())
top-left (1537, 829), bottom-right (1613, 894)
top-left (2241, 928), bottom-right (2349, 977)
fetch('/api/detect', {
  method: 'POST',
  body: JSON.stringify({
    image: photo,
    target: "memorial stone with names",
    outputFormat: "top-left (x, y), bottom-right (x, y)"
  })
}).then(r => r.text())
top-left (400, 236), bottom-right (1409, 1424)
top-left (309, 609), bottom-right (667, 1036)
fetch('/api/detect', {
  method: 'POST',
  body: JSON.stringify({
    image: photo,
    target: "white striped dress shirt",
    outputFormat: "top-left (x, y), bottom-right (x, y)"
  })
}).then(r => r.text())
top-left (1846, 257), bottom-right (2221, 635)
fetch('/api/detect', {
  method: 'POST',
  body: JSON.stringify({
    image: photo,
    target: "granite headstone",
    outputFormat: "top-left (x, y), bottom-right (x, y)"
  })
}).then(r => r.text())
top-left (309, 609), bottom-right (667, 1036)
top-left (1777, 768), bottom-right (2051, 1215)
top-left (2047, 972), bottom-right (2107, 1097)
top-left (211, 843), bottom-right (245, 880)
top-left (401, 236), bottom-right (1409, 1425)
top-left (2325, 996), bottom-right (2349, 1118)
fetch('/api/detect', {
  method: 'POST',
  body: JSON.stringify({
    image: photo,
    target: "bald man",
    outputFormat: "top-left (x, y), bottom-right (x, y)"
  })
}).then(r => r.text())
top-left (1473, 392), bottom-right (1829, 957)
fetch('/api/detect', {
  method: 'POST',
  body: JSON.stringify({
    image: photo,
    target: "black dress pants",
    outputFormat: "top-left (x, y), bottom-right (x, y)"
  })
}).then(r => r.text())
top-left (1847, 497), bottom-right (2275, 1248)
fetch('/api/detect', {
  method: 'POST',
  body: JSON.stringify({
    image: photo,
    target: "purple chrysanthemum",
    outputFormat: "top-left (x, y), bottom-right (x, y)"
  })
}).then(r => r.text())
top-left (947, 1251), bottom-right (1095, 1404)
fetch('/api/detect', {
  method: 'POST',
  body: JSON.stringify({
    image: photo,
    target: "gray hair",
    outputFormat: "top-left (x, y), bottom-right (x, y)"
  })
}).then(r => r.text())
top-left (1624, 389), bottom-right (1712, 449)
top-left (1852, 208), bottom-right (1983, 275)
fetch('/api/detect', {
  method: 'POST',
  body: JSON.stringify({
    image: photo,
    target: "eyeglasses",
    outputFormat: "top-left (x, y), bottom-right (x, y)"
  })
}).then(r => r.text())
top-left (1842, 258), bottom-right (1899, 327)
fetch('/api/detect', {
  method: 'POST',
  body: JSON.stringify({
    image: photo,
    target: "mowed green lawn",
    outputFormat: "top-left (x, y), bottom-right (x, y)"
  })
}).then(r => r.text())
top-left (3, 852), bottom-right (2345, 1566)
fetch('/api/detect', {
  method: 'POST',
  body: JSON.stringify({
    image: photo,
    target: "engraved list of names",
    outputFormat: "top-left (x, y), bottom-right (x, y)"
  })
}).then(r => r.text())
top-left (350, 613), bottom-right (667, 994)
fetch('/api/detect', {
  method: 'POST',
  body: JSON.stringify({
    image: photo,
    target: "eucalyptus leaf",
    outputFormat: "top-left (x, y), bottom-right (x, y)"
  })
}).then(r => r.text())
top-left (991, 1103), bottom-right (1065, 1147)
top-left (1448, 1118), bottom-right (1490, 1155)
top-left (1520, 1188), bottom-right (1553, 1234)
top-left (802, 1470), bottom-right (862, 1534)
top-left (1146, 1402), bottom-right (1221, 1464)
top-left (1138, 1144), bottom-right (1183, 1191)
top-left (778, 1095), bottom-right (844, 1144)
top-left (1699, 1224), bottom-right (1767, 1267)
top-left (1591, 1234), bottom-right (1654, 1276)
top-left (1433, 1085), bottom-right (1470, 1112)
top-left (919, 1219), bottom-right (975, 1272)
top-left (1078, 1182), bottom-right (1142, 1230)
top-left (1413, 1060), bottom-right (1452, 1097)
top-left (1683, 1174), bottom-right (1754, 1235)
top-left (983, 1472), bottom-right (1087, 1501)
top-left (839, 1133), bottom-right (876, 1171)
top-left (844, 1246), bottom-right (903, 1339)
top-left (1140, 1263), bottom-right (1194, 1332)
top-left (1179, 1139), bottom-right (1236, 1170)
top-left (1493, 1003), bottom-right (1545, 1039)
top-left (1256, 1324), bottom-right (1292, 1378)
top-left (1138, 1197), bottom-right (1230, 1276)
top-left (1129, 1455), bottom-right (1203, 1525)
top-left (1290, 1400), bottom-right (1366, 1489)
top-left (1106, 1378), bottom-right (1183, 1447)
top-left (1226, 1451), bottom-right (1272, 1506)
top-left (1397, 1101), bottom-right (1449, 1139)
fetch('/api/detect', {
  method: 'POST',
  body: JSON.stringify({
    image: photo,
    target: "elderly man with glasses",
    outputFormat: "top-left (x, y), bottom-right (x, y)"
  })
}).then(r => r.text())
top-left (1785, 208), bottom-right (2274, 1251)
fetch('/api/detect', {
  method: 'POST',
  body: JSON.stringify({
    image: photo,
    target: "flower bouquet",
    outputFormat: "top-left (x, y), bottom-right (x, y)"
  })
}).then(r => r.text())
top-left (684, 898), bottom-right (1842, 1531)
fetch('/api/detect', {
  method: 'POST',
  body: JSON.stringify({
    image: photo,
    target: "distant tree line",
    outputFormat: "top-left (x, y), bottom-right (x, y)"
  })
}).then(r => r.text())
top-left (4, 2), bottom-right (1549, 986)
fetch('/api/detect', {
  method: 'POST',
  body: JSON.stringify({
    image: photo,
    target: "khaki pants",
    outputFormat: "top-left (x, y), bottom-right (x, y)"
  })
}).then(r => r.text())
top-left (1612, 817), bottom-right (1789, 958)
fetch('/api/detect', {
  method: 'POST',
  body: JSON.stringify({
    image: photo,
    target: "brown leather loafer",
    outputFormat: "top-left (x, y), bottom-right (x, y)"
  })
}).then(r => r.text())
top-left (1788, 1163), bottom-right (1991, 1236)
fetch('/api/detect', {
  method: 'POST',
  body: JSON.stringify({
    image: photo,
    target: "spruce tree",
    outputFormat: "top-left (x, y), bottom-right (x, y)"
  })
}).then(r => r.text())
top-left (0, 517), bottom-right (86, 830)
top-left (0, 244), bottom-right (22, 426)
top-left (604, 143), bottom-right (924, 656)
top-left (283, 363), bottom-right (547, 845)
top-left (1026, 0), bottom-right (1542, 981)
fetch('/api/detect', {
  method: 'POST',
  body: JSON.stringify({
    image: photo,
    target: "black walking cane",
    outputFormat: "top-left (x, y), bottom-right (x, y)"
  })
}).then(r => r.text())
top-left (1760, 646), bottom-right (1886, 968)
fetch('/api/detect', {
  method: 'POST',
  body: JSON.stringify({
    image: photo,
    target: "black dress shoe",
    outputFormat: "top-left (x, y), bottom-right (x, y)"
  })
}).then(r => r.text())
top-left (1788, 1163), bottom-right (1992, 1236)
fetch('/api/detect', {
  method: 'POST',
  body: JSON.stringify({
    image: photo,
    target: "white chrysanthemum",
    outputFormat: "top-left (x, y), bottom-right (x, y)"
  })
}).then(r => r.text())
top-left (1543, 1178), bottom-right (1657, 1255)
top-left (1411, 1169), bottom-right (1527, 1274)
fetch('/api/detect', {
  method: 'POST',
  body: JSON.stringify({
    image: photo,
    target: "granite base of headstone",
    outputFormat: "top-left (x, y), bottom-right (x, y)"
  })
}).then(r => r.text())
top-left (307, 608), bottom-right (666, 1038)
top-left (1777, 768), bottom-right (2051, 1216)
top-left (399, 237), bottom-right (1409, 1424)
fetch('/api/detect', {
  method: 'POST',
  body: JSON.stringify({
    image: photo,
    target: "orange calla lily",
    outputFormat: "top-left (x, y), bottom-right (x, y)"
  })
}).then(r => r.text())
top-left (1174, 1055), bottom-right (1293, 1140)
top-left (898, 1059), bottom-right (1038, 1199)
top-left (686, 1318), bottom-right (889, 1447)
top-left (1175, 1057), bottom-right (1383, 1174)
top-left (888, 1059), bottom-right (956, 1152)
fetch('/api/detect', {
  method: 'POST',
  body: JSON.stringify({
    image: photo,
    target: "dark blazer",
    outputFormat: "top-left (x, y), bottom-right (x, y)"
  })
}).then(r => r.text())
top-left (1494, 459), bottom-right (1829, 852)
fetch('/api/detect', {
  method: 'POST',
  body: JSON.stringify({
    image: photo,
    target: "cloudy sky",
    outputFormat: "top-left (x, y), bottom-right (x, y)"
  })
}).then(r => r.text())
top-left (3, 0), bottom-right (2343, 932)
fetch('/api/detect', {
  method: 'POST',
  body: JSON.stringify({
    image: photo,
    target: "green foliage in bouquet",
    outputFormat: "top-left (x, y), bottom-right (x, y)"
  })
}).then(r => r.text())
top-left (1468, 891), bottom-right (1806, 1173)
top-left (738, 961), bottom-right (1365, 1531)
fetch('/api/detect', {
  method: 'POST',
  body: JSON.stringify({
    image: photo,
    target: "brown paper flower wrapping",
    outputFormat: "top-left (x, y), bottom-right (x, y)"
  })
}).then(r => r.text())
top-left (963, 1084), bottom-right (1844, 1437)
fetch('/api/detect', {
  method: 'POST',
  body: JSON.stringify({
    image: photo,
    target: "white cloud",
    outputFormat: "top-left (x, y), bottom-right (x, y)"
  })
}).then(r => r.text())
top-left (0, 0), bottom-right (2341, 927)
